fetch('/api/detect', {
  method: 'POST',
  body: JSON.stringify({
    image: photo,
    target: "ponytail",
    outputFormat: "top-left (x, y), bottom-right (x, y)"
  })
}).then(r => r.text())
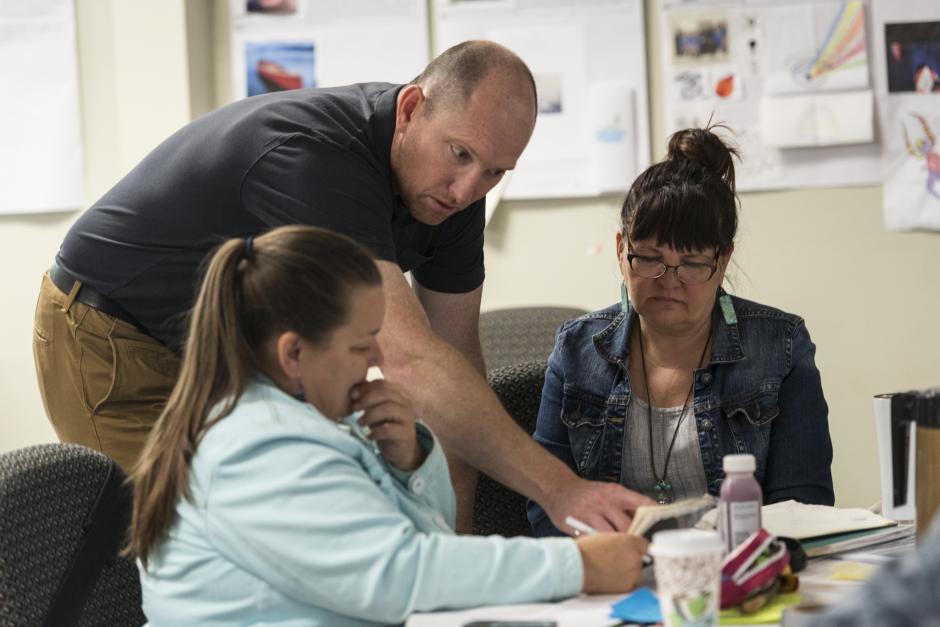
top-left (128, 226), bottom-right (381, 566)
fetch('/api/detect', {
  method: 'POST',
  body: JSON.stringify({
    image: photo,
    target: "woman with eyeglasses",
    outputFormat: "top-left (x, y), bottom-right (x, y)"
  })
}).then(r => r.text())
top-left (528, 126), bottom-right (834, 537)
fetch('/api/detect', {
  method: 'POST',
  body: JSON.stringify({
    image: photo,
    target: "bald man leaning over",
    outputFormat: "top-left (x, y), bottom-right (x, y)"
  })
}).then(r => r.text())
top-left (34, 40), bottom-right (652, 534)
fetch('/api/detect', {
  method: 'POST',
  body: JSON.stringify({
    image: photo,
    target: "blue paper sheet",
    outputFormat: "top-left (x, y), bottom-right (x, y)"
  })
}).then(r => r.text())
top-left (609, 586), bottom-right (662, 624)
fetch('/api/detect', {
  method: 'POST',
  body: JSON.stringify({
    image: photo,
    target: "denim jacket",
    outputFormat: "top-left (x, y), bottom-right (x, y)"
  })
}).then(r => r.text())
top-left (528, 291), bottom-right (834, 537)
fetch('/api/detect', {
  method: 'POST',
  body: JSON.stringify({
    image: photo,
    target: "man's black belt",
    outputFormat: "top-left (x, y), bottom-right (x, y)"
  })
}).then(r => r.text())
top-left (48, 261), bottom-right (146, 333)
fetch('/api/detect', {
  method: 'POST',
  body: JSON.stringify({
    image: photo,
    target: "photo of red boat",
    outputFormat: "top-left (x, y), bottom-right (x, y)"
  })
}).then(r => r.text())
top-left (257, 60), bottom-right (302, 92)
top-left (245, 41), bottom-right (315, 97)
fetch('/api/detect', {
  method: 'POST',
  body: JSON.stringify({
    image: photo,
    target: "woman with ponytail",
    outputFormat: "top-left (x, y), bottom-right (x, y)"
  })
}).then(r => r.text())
top-left (128, 225), bottom-right (648, 626)
top-left (528, 126), bottom-right (834, 537)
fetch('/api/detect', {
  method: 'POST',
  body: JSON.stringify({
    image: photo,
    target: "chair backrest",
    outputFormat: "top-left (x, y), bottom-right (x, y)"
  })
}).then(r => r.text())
top-left (479, 306), bottom-right (586, 373)
top-left (0, 443), bottom-right (145, 627)
top-left (472, 360), bottom-right (547, 537)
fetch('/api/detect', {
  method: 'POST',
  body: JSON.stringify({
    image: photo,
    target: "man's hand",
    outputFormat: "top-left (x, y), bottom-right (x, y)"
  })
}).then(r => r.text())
top-left (549, 476), bottom-right (656, 534)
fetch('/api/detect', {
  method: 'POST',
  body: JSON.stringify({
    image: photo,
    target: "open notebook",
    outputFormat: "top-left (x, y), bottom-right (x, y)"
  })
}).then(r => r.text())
top-left (696, 500), bottom-right (908, 557)
top-left (697, 500), bottom-right (897, 540)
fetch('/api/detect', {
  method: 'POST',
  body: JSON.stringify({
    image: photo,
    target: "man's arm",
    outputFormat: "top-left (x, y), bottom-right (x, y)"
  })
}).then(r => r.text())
top-left (375, 261), bottom-right (652, 534)
top-left (413, 280), bottom-right (485, 533)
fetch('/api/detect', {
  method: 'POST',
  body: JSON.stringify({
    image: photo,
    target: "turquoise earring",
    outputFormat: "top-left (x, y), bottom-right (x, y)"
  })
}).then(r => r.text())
top-left (620, 282), bottom-right (630, 313)
top-left (719, 293), bottom-right (737, 325)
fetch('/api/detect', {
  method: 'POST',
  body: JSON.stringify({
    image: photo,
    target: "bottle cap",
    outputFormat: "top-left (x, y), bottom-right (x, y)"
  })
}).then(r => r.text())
top-left (723, 453), bottom-right (756, 473)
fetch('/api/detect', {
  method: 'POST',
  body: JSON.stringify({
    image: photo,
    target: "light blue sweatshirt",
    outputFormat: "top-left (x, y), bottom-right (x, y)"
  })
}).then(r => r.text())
top-left (139, 378), bottom-right (582, 626)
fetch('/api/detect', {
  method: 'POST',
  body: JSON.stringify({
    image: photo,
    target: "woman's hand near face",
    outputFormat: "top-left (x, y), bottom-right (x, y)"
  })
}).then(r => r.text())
top-left (350, 380), bottom-right (425, 471)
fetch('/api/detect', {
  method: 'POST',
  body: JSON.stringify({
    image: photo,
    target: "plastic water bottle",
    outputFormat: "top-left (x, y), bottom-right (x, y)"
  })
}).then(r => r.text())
top-left (719, 454), bottom-right (762, 553)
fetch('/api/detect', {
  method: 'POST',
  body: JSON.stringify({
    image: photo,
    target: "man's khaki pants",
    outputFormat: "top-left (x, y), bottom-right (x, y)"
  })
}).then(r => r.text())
top-left (32, 273), bottom-right (180, 472)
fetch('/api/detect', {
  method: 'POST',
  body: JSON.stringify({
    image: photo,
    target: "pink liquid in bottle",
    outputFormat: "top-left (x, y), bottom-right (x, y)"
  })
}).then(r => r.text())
top-left (719, 454), bottom-right (762, 553)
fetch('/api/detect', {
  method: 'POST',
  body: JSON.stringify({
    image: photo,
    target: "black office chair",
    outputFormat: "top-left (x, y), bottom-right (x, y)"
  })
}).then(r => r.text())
top-left (0, 443), bottom-right (145, 627)
top-left (472, 360), bottom-right (547, 537)
top-left (479, 306), bottom-right (587, 373)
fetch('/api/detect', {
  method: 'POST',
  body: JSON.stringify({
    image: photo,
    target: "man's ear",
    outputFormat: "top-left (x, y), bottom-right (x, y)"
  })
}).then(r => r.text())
top-left (274, 331), bottom-right (303, 379)
top-left (395, 84), bottom-right (425, 130)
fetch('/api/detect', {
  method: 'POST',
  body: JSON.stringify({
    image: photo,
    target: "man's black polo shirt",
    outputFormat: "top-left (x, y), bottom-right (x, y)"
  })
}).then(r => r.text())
top-left (58, 83), bottom-right (485, 348)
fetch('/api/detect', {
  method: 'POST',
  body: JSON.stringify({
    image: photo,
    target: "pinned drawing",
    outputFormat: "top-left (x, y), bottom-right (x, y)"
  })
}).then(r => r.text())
top-left (763, 0), bottom-right (869, 95)
top-left (885, 21), bottom-right (940, 94)
top-left (801, 1), bottom-right (867, 84)
top-left (882, 98), bottom-right (940, 231)
top-left (902, 113), bottom-right (940, 200)
top-left (670, 66), bottom-right (741, 102)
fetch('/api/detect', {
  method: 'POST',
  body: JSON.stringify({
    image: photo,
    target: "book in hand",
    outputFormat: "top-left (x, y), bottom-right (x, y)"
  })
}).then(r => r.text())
top-left (628, 494), bottom-right (718, 538)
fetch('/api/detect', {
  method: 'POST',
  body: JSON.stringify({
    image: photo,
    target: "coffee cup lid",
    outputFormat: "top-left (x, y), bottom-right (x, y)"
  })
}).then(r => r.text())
top-left (649, 529), bottom-right (723, 558)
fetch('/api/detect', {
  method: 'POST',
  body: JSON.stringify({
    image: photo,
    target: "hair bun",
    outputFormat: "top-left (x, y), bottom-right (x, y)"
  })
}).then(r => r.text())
top-left (666, 125), bottom-right (738, 190)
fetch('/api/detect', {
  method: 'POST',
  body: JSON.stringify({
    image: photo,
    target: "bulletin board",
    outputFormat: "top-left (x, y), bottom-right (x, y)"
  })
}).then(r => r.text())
top-left (435, 0), bottom-right (652, 201)
top-left (229, 0), bottom-right (429, 99)
top-left (659, 0), bottom-right (882, 192)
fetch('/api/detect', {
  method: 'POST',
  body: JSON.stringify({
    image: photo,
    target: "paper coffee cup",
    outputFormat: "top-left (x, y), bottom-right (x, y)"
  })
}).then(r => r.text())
top-left (650, 529), bottom-right (724, 627)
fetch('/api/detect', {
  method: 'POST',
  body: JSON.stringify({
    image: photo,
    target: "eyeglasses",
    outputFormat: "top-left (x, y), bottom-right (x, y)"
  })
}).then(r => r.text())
top-left (626, 253), bottom-right (718, 284)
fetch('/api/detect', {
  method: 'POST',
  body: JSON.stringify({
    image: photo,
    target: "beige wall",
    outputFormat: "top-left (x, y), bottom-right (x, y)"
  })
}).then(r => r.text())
top-left (4, 0), bottom-right (939, 509)
top-left (0, 0), bottom-right (196, 452)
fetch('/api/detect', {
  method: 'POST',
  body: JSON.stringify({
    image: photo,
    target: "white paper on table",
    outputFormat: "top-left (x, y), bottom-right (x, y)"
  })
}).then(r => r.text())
top-left (588, 81), bottom-right (636, 194)
top-left (757, 501), bottom-right (895, 540)
top-left (406, 593), bottom-right (622, 627)
top-left (698, 500), bottom-right (897, 540)
top-left (760, 90), bottom-right (874, 147)
top-left (0, 0), bottom-right (83, 214)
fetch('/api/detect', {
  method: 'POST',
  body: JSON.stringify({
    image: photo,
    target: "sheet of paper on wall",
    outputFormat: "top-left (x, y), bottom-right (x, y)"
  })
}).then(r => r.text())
top-left (589, 81), bottom-right (637, 194)
top-left (484, 171), bottom-right (512, 228)
top-left (0, 0), bottom-right (83, 214)
top-left (659, 0), bottom-right (881, 192)
top-left (486, 24), bottom-right (592, 199)
top-left (879, 96), bottom-right (940, 230)
top-left (762, 1), bottom-right (869, 96)
top-left (760, 90), bottom-right (874, 148)
top-left (229, 0), bottom-right (429, 100)
top-left (435, 0), bottom-right (651, 200)
top-left (870, 0), bottom-right (940, 231)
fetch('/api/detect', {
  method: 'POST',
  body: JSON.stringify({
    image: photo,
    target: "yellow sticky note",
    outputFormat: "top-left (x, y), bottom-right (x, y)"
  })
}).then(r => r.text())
top-left (830, 561), bottom-right (876, 582)
top-left (719, 593), bottom-right (802, 624)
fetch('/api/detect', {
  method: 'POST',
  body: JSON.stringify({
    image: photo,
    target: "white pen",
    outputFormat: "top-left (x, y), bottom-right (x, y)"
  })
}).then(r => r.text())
top-left (564, 515), bottom-right (654, 567)
top-left (564, 516), bottom-right (598, 536)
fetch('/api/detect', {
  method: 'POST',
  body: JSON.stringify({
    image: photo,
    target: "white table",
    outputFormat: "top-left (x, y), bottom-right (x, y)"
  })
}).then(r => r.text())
top-left (405, 555), bottom-right (886, 627)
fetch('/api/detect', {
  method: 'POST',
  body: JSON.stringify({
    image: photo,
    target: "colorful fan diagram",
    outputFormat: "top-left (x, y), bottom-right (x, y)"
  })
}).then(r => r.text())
top-left (802, 1), bottom-right (867, 83)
